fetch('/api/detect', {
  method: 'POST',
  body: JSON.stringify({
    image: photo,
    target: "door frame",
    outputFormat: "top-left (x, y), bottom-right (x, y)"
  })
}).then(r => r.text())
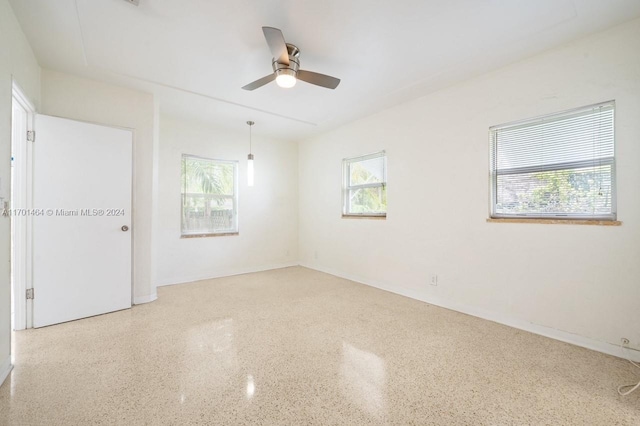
top-left (12, 99), bottom-right (135, 329)
top-left (11, 81), bottom-right (36, 331)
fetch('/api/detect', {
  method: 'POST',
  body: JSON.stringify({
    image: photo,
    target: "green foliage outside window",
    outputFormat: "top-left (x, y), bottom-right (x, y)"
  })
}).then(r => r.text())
top-left (496, 165), bottom-right (612, 215)
top-left (181, 156), bottom-right (236, 234)
top-left (349, 162), bottom-right (387, 213)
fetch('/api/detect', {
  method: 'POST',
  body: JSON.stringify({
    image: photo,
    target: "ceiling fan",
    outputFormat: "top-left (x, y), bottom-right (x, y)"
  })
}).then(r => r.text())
top-left (242, 27), bottom-right (341, 91)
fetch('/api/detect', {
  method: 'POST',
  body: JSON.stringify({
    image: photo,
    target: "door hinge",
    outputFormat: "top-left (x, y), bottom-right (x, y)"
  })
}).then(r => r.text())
top-left (26, 130), bottom-right (35, 142)
top-left (26, 288), bottom-right (34, 299)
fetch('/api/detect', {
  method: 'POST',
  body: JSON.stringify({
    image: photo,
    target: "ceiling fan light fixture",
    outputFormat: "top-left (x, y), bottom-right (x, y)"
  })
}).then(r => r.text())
top-left (275, 69), bottom-right (297, 88)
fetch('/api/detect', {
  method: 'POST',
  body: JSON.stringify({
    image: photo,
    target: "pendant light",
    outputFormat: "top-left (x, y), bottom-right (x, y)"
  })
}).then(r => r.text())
top-left (246, 121), bottom-right (255, 187)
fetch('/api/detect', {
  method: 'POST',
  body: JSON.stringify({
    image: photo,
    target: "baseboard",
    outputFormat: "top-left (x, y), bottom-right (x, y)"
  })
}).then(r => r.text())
top-left (0, 356), bottom-right (13, 387)
top-left (133, 292), bottom-right (157, 305)
top-left (156, 262), bottom-right (299, 287)
top-left (300, 262), bottom-right (640, 363)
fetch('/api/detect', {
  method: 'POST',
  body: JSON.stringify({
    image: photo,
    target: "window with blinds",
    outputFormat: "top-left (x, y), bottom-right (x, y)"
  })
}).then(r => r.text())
top-left (342, 151), bottom-right (387, 217)
top-left (490, 101), bottom-right (615, 220)
top-left (181, 155), bottom-right (238, 236)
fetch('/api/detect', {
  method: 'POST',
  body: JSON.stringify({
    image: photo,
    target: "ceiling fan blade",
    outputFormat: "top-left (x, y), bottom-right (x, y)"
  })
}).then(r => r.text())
top-left (297, 70), bottom-right (341, 89)
top-left (241, 73), bottom-right (276, 91)
top-left (262, 27), bottom-right (289, 65)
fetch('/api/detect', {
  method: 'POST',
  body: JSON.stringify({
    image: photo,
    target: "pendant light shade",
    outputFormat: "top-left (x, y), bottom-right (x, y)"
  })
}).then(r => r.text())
top-left (247, 153), bottom-right (254, 187)
top-left (247, 121), bottom-right (255, 187)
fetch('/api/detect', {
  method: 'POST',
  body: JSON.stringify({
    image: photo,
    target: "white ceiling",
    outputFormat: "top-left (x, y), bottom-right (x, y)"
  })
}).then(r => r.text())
top-left (9, 0), bottom-right (640, 141)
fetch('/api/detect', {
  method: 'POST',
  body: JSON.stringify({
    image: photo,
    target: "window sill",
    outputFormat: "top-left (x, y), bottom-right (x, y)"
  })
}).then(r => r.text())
top-left (181, 232), bottom-right (239, 238)
top-left (487, 218), bottom-right (621, 226)
top-left (342, 215), bottom-right (386, 220)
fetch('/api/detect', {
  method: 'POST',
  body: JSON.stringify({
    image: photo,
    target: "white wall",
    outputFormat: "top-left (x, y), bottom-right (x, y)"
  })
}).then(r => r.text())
top-left (155, 116), bottom-right (298, 286)
top-left (298, 19), bottom-right (640, 358)
top-left (40, 69), bottom-right (157, 304)
top-left (0, 0), bottom-right (40, 382)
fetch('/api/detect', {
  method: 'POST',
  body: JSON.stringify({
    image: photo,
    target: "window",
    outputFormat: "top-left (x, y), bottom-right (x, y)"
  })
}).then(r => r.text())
top-left (490, 101), bottom-right (615, 220)
top-left (342, 151), bottom-right (387, 217)
top-left (181, 155), bottom-right (238, 236)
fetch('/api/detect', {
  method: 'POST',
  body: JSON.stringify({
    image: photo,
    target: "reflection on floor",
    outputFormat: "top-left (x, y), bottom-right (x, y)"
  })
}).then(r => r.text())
top-left (0, 266), bottom-right (638, 425)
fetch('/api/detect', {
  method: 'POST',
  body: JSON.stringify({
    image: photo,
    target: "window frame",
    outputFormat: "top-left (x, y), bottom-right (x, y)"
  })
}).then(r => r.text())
top-left (489, 101), bottom-right (616, 221)
top-left (181, 154), bottom-right (239, 237)
top-left (342, 150), bottom-right (387, 218)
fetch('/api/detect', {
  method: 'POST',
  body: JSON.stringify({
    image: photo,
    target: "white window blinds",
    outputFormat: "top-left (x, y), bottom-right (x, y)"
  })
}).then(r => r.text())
top-left (490, 101), bottom-right (615, 220)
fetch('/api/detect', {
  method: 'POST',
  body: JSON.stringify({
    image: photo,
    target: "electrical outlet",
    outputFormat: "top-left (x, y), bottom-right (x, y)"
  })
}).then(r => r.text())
top-left (429, 274), bottom-right (438, 286)
top-left (621, 338), bottom-right (630, 346)
top-left (314, 251), bottom-right (318, 260)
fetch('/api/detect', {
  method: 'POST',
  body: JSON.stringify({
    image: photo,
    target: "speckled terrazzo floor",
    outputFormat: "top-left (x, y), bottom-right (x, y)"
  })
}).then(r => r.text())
top-left (0, 267), bottom-right (638, 425)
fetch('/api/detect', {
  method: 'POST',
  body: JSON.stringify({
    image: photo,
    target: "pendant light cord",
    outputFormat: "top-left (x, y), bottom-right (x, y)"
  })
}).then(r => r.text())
top-left (247, 120), bottom-right (254, 156)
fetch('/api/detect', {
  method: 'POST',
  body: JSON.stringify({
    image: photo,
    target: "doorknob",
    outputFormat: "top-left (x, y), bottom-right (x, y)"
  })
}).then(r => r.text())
top-left (121, 225), bottom-right (129, 232)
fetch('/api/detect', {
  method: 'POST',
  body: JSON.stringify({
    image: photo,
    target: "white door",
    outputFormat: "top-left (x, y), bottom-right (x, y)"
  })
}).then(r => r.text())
top-left (33, 115), bottom-right (132, 328)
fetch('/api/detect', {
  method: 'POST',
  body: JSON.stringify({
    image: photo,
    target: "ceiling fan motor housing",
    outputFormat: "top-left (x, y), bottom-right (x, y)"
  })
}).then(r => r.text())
top-left (272, 44), bottom-right (300, 78)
